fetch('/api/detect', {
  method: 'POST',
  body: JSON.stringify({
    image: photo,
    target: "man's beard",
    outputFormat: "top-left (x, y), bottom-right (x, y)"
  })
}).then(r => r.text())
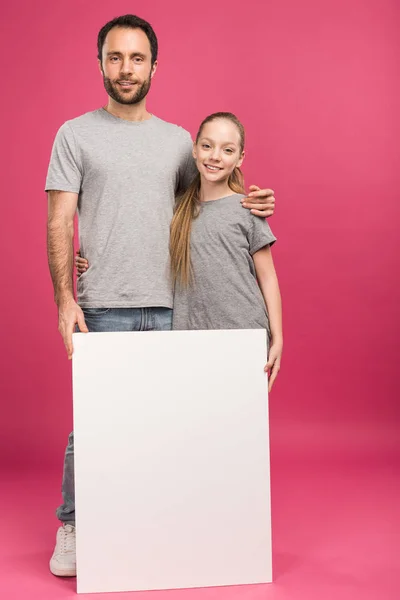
top-left (103, 74), bottom-right (152, 105)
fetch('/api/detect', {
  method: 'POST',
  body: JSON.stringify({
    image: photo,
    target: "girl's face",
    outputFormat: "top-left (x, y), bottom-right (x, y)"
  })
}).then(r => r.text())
top-left (193, 119), bottom-right (244, 184)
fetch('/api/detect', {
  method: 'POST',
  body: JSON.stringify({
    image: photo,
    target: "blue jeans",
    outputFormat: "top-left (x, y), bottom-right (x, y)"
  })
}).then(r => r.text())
top-left (56, 307), bottom-right (173, 525)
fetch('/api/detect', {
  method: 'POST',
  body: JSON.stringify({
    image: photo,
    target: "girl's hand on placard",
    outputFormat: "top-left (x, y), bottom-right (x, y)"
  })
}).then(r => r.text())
top-left (75, 250), bottom-right (89, 277)
top-left (264, 338), bottom-right (283, 392)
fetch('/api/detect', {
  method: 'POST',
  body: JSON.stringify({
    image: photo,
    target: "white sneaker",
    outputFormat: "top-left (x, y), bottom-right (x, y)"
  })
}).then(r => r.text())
top-left (49, 524), bottom-right (76, 577)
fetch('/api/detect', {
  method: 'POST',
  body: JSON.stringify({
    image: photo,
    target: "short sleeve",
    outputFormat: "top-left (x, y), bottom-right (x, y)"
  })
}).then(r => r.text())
top-left (248, 215), bottom-right (277, 255)
top-left (45, 122), bottom-right (82, 193)
top-left (176, 131), bottom-right (197, 195)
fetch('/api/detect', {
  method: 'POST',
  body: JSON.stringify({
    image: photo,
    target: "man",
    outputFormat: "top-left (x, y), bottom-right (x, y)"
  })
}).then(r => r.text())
top-left (46, 14), bottom-right (276, 577)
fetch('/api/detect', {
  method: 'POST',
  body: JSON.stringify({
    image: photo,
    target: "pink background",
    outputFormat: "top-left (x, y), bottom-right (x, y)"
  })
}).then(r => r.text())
top-left (1, 1), bottom-right (399, 598)
top-left (1, 0), bottom-right (398, 467)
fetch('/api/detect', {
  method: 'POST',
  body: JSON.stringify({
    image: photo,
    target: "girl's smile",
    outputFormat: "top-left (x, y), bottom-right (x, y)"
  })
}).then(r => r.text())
top-left (204, 164), bottom-right (222, 171)
top-left (194, 119), bottom-right (244, 187)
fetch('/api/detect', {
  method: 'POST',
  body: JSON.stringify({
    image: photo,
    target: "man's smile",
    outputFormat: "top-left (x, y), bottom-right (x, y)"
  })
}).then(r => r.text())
top-left (117, 80), bottom-right (137, 88)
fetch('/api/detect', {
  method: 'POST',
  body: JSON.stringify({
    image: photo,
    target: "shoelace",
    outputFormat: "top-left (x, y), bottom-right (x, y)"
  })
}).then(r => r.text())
top-left (60, 526), bottom-right (76, 554)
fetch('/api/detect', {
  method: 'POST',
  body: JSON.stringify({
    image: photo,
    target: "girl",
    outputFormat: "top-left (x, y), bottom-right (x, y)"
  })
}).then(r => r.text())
top-left (76, 112), bottom-right (282, 390)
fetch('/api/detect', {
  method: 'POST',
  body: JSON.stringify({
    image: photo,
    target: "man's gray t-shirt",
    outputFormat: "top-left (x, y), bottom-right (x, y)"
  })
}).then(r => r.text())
top-left (45, 109), bottom-right (196, 308)
top-left (172, 194), bottom-right (276, 332)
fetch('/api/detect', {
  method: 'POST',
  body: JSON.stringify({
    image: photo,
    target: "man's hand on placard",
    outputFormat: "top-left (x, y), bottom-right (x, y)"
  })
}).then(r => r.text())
top-left (58, 298), bottom-right (88, 359)
top-left (241, 185), bottom-right (275, 218)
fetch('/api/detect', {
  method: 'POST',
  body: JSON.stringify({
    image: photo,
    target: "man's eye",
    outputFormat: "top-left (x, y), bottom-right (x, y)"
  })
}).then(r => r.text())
top-left (134, 57), bottom-right (143, 63)
top-left (110, 57), bottom-right (119, 62)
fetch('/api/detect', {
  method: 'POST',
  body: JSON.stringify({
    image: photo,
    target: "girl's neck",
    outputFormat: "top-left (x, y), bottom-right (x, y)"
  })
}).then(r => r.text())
top-left (199, 176), bottom-right (234, 202)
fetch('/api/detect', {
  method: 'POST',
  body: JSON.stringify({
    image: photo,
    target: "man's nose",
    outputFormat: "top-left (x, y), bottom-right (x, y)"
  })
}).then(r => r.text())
top-left (120, 57), bottom-right (134, 75)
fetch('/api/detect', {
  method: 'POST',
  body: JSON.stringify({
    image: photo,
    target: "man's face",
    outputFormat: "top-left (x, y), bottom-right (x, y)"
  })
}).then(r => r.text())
top-left (100, 27), bottom-right (157, 105)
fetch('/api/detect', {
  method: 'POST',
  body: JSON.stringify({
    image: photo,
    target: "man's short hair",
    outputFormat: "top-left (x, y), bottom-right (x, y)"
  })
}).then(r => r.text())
top-left (97, 14), bottom-right (158, 65)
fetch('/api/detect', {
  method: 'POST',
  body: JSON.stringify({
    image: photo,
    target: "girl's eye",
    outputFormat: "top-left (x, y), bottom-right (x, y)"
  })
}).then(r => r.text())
top-left (225, 148), bottom-right (234, 154)
top-left (202, 144), bottom-right (211, 149)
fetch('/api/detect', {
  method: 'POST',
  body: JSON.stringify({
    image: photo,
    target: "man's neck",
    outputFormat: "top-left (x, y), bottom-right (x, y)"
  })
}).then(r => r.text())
top-left (104, 98), bottom-right (152, 122)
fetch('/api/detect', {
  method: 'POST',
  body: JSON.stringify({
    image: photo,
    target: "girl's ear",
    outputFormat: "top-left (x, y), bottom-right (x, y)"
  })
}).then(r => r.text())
top-left (236, 150), bottom-right (245, 169)
top-left (192, 141), bottom-right (197, 160)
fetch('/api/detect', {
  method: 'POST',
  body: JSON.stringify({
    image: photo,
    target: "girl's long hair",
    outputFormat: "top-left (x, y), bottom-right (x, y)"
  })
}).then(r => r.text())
top-left (170, 112), bottom-right (245, 287)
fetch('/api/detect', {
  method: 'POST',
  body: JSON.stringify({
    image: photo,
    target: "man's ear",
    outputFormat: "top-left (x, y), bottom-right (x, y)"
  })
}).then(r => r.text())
top-left (236, 150), bottom-right (245, 169)
top-left (98, 59), bottom-right (103, 76)
top-left (150, 60), bottom-right (158, 79)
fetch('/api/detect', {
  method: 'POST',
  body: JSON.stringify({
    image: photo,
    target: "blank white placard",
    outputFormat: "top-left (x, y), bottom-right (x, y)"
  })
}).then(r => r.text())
top-left (72, 329), bottom-right (272, 594)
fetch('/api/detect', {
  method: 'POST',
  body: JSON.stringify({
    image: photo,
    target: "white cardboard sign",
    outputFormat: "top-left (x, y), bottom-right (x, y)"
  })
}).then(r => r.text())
top-left (72, 329), bottom-right (272, 593)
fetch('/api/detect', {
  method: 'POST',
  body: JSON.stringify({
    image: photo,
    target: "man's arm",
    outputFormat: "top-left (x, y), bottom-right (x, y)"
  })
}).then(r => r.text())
top-left (47, 190), bottom-right (88, 359)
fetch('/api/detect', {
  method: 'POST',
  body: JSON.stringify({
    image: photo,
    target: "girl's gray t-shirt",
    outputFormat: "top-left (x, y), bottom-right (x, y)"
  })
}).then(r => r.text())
top-left (45, 109), bottom-right (196, 309)
top-left (172, 194), bottom-right (276, 332)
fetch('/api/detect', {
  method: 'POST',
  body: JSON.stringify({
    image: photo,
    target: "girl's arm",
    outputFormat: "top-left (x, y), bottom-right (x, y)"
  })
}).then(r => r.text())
top-left (253, 245), bottom-right (283, 392)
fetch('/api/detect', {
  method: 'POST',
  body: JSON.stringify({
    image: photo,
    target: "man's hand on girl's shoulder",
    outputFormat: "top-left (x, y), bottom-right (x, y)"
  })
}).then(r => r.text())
top-left (241, 185), bottom-right (276, 218)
